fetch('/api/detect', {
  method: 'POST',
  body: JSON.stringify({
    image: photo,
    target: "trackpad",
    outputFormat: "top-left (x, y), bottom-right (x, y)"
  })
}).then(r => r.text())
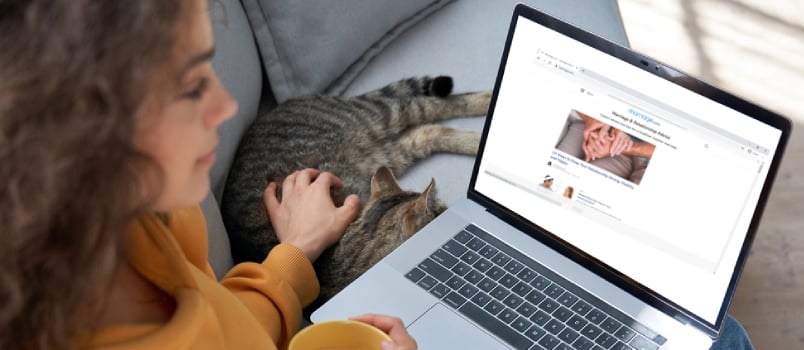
top-left (408, 303), bottom-right (510, 350)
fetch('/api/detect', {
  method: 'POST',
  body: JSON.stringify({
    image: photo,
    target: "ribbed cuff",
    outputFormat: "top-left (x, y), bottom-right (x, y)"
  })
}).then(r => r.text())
top-left (263, 244), bottom-right (320, 306)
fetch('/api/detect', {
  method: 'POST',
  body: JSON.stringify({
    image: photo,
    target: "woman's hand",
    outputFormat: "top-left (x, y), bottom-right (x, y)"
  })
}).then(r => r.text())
top-left (581, 121), bottom-right (609, 161)
top-left (609, 128), bottom-right (633, 156)
top-left (349, 314), bottom-right (417, 350)
top-left (264, 168), bottom-right (360, 262)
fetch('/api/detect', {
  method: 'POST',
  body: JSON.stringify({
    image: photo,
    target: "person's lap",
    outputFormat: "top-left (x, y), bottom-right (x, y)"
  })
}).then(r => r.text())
top-left (710, 316), bottom-right (754, 350)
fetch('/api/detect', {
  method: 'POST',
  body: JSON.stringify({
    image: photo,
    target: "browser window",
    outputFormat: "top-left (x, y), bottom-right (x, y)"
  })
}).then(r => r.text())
top-left (474, 16), bottom-right (781, 323)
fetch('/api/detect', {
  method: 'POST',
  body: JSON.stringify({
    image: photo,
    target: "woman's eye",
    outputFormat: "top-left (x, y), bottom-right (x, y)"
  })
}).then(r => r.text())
top-left (182, 78), bottom-right (209, 100)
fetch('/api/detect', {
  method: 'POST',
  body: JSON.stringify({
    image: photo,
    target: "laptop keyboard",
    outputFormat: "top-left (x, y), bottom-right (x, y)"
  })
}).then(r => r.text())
top-left (405, 224), bottom-right (667, 350)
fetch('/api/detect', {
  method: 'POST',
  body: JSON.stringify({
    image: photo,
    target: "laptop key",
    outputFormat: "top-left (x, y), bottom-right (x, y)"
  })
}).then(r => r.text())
top-left (446, 276), bottom-right (465, 290)
top-left (596, 333), bottom-right (618, 348)
top-left (629, 334), bottom-right (659, 350)
top-left (517, 268), bottom-right (537, 283)
top-left (416, 275), bottom-right (437, 290)
top-left (544, 319), bottom-right (565, 335)
top-left (537, 334), bottom-right (561, 349)
top-left (466, 237), bottom-right (486, 251)
top-left (491, 252), bottom-right (512, 267)
top-left (531, 275), bottom-right (550, 290)
top-left (600, 317), bottom-right (623, 334)
top-left (429, 283), bottom-right (449, 298)
top-left (458, 303), bottom-right (534, 350)
top-left (490, 285), bottom-right (511, 301)
top-left (485, 300), bottom-right (505, 316)
top-left (458, 283), bottom-right (479, 299)
top-left (556, 292), bottom-right (579, 308)
top-left (498, 308), bottom-right (518, 324)
top-left (442, 239), bottom-right (468, 257)
top-left (552, 306), bottom-right (573, 322)
top-left (555, 343), bottom-right (574, 350)
top-left (512, 316), bottom-right (533, 333)
top-left (557, 328), bottom-right (580, 344)
top-left (581, 324), bottom-right (603, 340)
top-left (451, 261), bottom-right (472, 276)
top-left (545, 284), bottom-right (565, 299)
top-left (487, 266), bottom-right (506, 280)
top-left (473, 258), bottom-right (493, 273)
top-left (512, 281), bottom-right (533, 297)
top-left (516, 301), bottom-right (538, 318)
top-left (505, 260), bottom-right (524, 274)
top-left (571, 300), bottom-right (593, 316)
top-left (585, 309), bottom-right (606, 325)
top-left (444, 291), bottom-right (467, 309)
top-left (431, 249), bottom-right (458, 268)
top-left (614, 326), bottom-right (636, 342)
top-left (477, 277), bottom-right (496, 292)
top-left (629, 322), bottom-right (666, 345)
top-left (530, 310), bottom-right (551, 326)
top-left (539, 299), bottom-right (559, 313)
top-left (503, 294), bottom-right (524, 309)
top-left (499, 273), bottom-right (518, 288)
top-left (567, 315), bottom-right (588, 331)
top-left (572, 337), bottom-right (595, 350)
top-left (461, 251), bottom-right (481, 264)
top-left (610, 341), bottom-right (631, 350)
top-left (405, 268), bottom-right (425, 283)
top-left (478, 244), bottom-right (499, 259)
top-left (453, 230), bottom-right (473, 244)
top-left (465, 270), bottom-right (484, 284)
top-left (524, 325), bottom-right (547, 342)
top-left (471, 291), bottom-right (492, 307)
top-left (525, 290), bottom-right (547, 305)
top-left (418, 258), bottom-right (452, 282)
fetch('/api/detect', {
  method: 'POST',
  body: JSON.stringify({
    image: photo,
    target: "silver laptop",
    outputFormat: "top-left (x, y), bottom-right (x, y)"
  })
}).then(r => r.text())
top-left (312, 4), bottom-right (792, 349)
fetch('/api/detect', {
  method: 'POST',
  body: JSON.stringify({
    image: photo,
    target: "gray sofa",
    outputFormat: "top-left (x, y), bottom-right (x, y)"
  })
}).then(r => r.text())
top-left (202, 0), bottom-right (630, 278)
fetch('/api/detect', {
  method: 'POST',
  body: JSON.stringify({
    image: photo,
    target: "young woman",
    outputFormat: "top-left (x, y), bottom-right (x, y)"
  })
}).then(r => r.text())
top-left (0, 1), bottom-right (413, 349)
top-left (0, 1), bottom-right (752, 349)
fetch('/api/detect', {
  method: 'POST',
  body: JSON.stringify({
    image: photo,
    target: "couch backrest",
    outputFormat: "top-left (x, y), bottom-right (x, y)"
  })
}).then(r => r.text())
top-left (209, 0), bottom-right (266, 201)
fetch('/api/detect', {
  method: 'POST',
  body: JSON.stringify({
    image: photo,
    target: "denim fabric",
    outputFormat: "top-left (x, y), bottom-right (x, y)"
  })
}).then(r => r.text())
top-left (710, 316), bottom-right (754, 350)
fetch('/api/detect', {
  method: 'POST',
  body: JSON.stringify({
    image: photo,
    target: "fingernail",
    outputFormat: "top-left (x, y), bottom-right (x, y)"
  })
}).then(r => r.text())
top-left (381, 341), bottom-right (395, 350)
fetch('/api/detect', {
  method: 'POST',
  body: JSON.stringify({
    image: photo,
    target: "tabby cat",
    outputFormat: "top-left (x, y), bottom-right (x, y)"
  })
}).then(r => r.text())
top-left (311, 166), bottom-right (445, 306)
top-left (220, 76), bottom-right (490, 304)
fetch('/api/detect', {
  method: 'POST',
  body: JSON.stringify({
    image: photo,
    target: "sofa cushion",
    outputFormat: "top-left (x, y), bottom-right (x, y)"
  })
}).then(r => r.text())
top-left (341, 0), bottom-right (629, 207)
top-left (207, 0), bottom-right (263, 276)
top-left (209, 0), bottom-right (264, 201)
top-left (241, 0), bottom-right (453, 103)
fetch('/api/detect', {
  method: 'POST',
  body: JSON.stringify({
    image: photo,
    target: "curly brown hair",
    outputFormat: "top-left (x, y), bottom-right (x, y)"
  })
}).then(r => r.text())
top-left (0, 1), bottom-right (190, 348)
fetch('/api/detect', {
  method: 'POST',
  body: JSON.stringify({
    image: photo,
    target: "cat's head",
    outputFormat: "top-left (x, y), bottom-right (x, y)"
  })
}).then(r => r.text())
top-left (356, 167), bottom-right (446, 237)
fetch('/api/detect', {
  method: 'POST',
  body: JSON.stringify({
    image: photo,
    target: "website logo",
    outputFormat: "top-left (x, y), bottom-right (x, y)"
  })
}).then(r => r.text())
top-left (628, 108), bottom-right (659, 126)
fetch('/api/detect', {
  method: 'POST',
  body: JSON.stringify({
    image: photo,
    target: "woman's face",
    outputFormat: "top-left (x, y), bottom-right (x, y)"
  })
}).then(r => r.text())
top-left (136, 1), bottom-right (237, 212)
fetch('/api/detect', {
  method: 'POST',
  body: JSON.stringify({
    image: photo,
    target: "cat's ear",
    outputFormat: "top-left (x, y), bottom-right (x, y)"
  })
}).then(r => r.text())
top-left (370, 166), bottom-right (403, 200)
top-left (414, 179), bottom-right (438, 215)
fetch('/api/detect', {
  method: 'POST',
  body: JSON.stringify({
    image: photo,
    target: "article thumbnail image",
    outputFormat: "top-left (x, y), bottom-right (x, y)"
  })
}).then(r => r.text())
top-left (554, 109), bottom-right (654, 185)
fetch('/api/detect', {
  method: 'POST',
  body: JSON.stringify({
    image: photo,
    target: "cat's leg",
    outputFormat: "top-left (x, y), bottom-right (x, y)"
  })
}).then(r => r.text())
top-left (386, 89), bottom-right (493, 130)
top-left (359, 76), bottom-right (455, 99)
top-left (384, 125), bottom-right (481, 174)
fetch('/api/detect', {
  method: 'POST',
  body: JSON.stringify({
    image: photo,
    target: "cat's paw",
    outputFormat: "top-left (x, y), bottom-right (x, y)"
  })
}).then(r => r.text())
top-left (428, 76), bottom-right (453, 97)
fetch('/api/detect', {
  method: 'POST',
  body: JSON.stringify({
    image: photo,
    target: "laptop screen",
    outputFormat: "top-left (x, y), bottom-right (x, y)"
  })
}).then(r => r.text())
top-left (472, 12), bottom-right (785, 329)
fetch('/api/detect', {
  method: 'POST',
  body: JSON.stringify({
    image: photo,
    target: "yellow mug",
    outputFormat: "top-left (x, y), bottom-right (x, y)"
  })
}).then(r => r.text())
top-left (288, 320), bottom-right (392, 350)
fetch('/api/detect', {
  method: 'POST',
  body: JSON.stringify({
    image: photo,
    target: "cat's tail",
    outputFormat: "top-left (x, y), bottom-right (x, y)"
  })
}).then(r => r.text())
top-left (363, 76), bottom-right (453, 99)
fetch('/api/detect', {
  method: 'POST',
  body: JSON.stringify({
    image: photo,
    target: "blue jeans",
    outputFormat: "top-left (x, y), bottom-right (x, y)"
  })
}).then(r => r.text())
top-left (710, 316), bottom-right (754, 350)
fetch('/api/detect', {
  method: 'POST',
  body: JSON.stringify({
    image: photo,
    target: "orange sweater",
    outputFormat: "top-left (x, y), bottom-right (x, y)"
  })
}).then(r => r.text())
top-left (86, 206), bottom-right (318, 349)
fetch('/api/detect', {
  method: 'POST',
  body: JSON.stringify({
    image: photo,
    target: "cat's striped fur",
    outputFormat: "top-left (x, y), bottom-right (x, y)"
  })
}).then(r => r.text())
top-left (220, 76), bottom-right (490, 304)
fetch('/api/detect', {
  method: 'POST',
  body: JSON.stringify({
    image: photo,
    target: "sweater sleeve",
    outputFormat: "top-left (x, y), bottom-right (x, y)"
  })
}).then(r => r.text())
top-left (219, 244), bottom-right (320, 348)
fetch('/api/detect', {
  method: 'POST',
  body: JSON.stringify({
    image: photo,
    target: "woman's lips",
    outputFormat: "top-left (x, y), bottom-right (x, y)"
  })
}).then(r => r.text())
top-left (197, 149), bottom-right (217, 165)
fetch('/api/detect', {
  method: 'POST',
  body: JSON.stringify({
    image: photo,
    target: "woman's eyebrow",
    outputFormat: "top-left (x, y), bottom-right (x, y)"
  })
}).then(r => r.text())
top-left (180, 47), bottom-right (215, 76)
